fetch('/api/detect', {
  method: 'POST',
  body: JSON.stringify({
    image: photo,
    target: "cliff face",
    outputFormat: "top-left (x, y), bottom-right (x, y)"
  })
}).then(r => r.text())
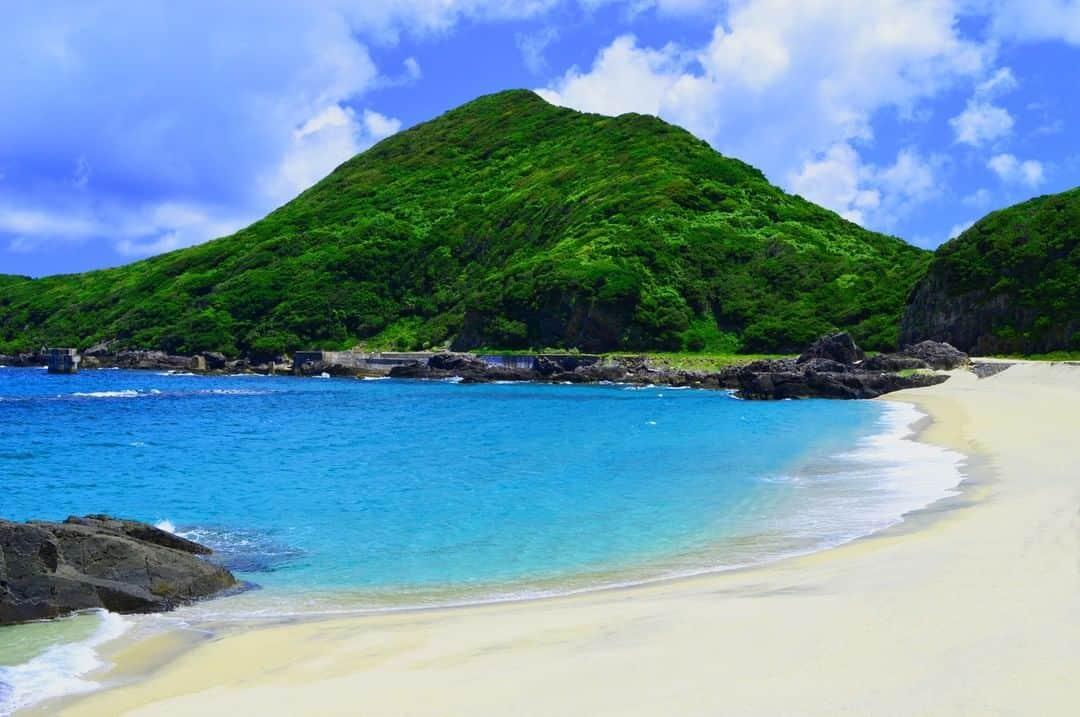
top-left (900, 188), bottom-right (1079, 354)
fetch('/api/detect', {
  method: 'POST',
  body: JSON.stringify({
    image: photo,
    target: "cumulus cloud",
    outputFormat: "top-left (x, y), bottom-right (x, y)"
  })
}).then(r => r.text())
top-left (541, 0), bottom-right (985, 230)
top-left (949, 67), bottom-right (1018, 146)
top-left (950, 102), bottom-right (1014, 146)
top-left (0, 1), bottom-right (550, 271)
top-left (789, 144), bottom-right (943, 229)
top-left (988, 0), bottom-right (1080, 45)
top-left (987, 153), bottom-right (1046, 186)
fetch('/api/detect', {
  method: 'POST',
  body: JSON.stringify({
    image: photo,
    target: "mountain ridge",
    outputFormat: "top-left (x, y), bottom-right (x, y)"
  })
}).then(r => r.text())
top-left (0, 89), bottom-right (929, 357)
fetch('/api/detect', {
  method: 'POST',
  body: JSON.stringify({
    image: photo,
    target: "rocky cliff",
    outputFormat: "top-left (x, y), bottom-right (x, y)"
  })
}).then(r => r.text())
top-left (901, 187), bottom-right (1079, 354)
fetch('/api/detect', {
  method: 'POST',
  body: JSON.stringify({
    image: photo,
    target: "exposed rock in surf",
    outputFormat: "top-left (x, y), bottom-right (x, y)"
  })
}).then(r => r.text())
top-left (0, 515), bottom-right (237, 626)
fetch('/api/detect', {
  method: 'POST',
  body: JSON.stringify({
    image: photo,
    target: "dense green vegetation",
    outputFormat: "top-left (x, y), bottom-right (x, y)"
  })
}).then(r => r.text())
top-left (901, 187), bottom-right (1079, 354)
top-left (0, 90), bottom-right (930, 357)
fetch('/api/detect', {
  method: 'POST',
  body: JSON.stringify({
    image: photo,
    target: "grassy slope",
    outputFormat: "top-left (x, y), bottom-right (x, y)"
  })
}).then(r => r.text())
top-left (0, 90), bottom-right (929, 357)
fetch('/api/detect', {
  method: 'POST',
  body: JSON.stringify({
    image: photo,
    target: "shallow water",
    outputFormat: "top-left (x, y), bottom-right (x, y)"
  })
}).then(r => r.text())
top-left (0, 367), bottom-right (963, 712)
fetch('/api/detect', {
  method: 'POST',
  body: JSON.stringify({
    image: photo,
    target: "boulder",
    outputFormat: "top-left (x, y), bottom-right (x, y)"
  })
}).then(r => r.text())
top-left (900, 340), bottom-right (970, 370)
top-left (797, 332), bottom-right (865, 365)
top-left (861, 354), bottom-right (930, 372)
top-left (1, 515), bottom-right (237, 625)
top-left (201, 352), bottom-right (228, 370)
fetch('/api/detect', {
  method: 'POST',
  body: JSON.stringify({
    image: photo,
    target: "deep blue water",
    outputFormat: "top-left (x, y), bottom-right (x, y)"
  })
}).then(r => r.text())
top-left (1, 367), bottom-right (943, 605)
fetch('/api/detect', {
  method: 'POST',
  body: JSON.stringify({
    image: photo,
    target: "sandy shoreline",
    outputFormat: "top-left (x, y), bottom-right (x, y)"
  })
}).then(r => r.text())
top-left (40, 362), bottom-right (1080, 716)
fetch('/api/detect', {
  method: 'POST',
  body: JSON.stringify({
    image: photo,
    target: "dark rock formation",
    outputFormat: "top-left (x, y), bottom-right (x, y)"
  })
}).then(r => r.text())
top-left (384, 335), bottom-right (952, 400)
top-left (971, 361), bottom-right (1014, 379)
top-left (201, 352), bottom-right (228, 370)
top-left (731, 334), bottom-right (960, 399)
top-left (0, 515), bottom-right (237, 625)
top-left (898, 340), bottom-right (970, 370)
top-left (110, 350), bottom-right (192, 371)
top-left (861, 354), bottom-right (929, 372)
top-left (797, 332), bottom-right (864, 365)
top-left (736, 364), bottom-right (947, 400)
top-left (0, 351), bottom-right (45, 367)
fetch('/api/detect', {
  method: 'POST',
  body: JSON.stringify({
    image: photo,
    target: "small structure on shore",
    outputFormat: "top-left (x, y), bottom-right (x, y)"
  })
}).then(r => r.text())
top-left (47, 348), bottom-right (80, 374)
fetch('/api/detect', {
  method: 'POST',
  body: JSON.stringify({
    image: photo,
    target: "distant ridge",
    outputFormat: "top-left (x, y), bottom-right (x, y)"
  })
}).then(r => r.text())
top-left (0, 90), bottom-right (928, 357)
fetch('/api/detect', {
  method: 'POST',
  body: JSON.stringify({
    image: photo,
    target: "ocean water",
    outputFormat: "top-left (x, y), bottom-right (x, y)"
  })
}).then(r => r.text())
top-left (0, 367), bottom-right (964, 713)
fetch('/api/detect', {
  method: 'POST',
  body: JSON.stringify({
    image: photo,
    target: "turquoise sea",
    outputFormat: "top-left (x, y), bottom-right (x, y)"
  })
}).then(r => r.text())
top-left (0, 367), bottom-right (963, 713)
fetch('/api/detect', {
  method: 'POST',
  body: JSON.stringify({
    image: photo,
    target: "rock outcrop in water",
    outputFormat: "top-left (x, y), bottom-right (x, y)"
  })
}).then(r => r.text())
top-left (0, 515), bottom-right (237, 625)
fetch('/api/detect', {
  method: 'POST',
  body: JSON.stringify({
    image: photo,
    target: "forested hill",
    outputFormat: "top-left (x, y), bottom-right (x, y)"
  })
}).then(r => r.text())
top-left (0, 90), bottom-right (929, 357)
top-left (902, 187), bottom-right (1079, 354)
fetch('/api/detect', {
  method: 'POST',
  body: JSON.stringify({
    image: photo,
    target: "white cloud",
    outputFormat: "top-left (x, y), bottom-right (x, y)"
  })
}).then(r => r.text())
top-left (0, 205), bottom-right (99, 239)
top-left (540, 1), bottom-right (986, 230)
top-left (962, 187), bottom-right (992, 208)
top-left (949, 101), bottom-right (1014, 146)
top-left (789, 144), bottom-right (942, 229)
top-left (403, 57), bottom-right (422, 81)
top-left (516, 26), bottom-right (560, 75)
top-left (948, 219), bottom-right (974, 239)
top-left (987, 153), bottom-right (1045, 186)
top-left (362, 110), bottom-right (402, 139)
top-left (537, 35), bottom-right (687, 116)
top-left (262, 105), bottom-right (402, 204)
top-left (975, 67), bottom-right (1017, 96)
top-left (948, 66), bottom-right (1018, 146)
top-left (989, 0), bottom-right (1080, 45)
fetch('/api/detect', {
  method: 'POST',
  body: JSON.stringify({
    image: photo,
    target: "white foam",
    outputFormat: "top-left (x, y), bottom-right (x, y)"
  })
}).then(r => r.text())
top-left (362, 376), bottom-right (391, 381)
top-left (156, 371), bottom-right (197, 377)
top-left (155, 520), bottom-right (176, 534)
top-left (0, 611), bottom-right (131, 715)
top-left (70, 390), bottom-right (140, 399)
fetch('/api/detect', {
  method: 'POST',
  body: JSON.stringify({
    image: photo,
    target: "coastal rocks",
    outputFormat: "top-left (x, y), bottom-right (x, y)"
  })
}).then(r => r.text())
top-left (0, 351), bottom-right (45, 367)
top-left (898, 340), bottom-right (970, 370)
top-left (386, 338), bottom-right (956, 399)
top-left (736, 363), bottom-right (947, 400)
top-left (389, 353), bottom-right (535, 383)
top-left (733, 334), bottom-right (952, 400)
top-left (0, 515), bottom-right (237, 626)
top-left (110, 350), bottom-right (192, 371)
top-left (860, 340), bottom-right (969, 372)
top-left (797, 332), bottom-right (864, 365)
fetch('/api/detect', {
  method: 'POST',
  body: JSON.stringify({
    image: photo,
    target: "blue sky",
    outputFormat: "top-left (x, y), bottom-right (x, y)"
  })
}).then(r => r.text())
top-left (2, 1), bottom-right (1078, 277)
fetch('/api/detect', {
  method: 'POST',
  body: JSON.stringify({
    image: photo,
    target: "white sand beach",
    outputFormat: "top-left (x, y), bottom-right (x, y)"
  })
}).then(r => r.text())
top-left (48, 362), bottom-right (1080, 716)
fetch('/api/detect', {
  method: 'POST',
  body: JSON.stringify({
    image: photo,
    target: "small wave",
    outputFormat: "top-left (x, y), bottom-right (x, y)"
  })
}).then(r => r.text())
top-left (201, 388), bottom-right (269, 396)
top-left (0, 611), bottom-right (131, 715)
top-left (70, 390), bottom-right (141, 399)
top-left (155, 519), bottom-right (176, 534)
top-left (156, 371), bottom-right (197, 377)
top-left (362, 376), bottom-right (391, 381)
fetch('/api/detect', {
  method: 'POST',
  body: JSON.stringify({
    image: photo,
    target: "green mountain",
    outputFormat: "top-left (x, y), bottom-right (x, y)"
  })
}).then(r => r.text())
top-left (901, 187), bottom-right (1079, 355)
top-left (0, 90), bottom-right (930, 358)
